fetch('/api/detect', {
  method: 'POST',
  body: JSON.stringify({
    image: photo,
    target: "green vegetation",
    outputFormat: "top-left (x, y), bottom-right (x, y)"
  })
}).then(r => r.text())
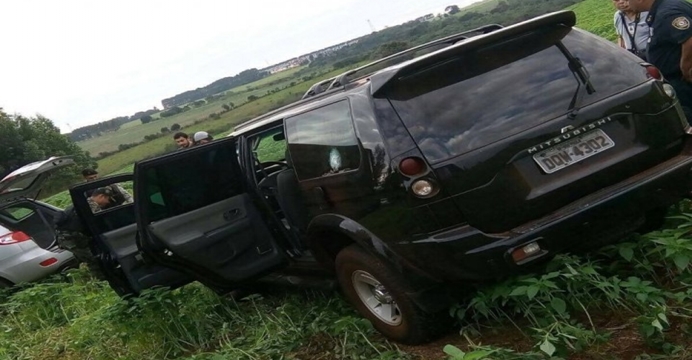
top-left (78, 102), bottom-right (227, 156)
top-left (94, 65), bottom-right (348, 175)
top-left (77, 66), bottom-right (315, 156)
top-left (569, 0), bottom-right (617, 41)
top-left (443, 203), bottom-right (692, 359)
top-left (0, 276), bottom-right (409, 360)
top-left (0, 109), bottom-right (95, 197)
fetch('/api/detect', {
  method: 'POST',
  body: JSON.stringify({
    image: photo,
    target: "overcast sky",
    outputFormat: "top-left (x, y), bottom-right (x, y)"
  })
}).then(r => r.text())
top-left (1, 0), bottom-right (480, 132)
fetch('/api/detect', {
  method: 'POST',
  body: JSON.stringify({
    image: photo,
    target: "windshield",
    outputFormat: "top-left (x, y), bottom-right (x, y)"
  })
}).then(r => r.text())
top-left (385, 27), bottom-right (648, 164)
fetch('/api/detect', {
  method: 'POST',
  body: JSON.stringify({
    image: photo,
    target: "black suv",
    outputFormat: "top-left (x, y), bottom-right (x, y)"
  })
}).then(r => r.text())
top-left (70, 11), bottom-right (692, 344)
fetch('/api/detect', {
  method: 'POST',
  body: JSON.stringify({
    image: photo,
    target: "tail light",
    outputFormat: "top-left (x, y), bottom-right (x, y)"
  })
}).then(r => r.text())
top-left (399, 157), bottom-right (426, 176)
top-left (411, 179), bottom-right (439, 198)
top-left (399, 156), bottom-right (441, 198)
top-left (39, 258), bottom-right (58, 267)
top-left (662, 83), bottom-right (677, 99)
top-left (645, 65), bottom-right (662, 80)
top-left (0, 231), bottom-right (31, 245)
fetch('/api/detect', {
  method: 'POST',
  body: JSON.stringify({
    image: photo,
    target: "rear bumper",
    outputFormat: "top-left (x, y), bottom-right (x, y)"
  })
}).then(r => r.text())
top-left (0, 244), bottom-right (75, 284)
top-left (407, 139), bottom-right (692, 282)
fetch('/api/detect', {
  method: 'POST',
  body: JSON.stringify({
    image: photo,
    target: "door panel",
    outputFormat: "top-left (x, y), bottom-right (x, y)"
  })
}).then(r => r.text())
top-left (148, 194), bottom-right (285, 282)
top-left (69, 174), bottom-right (193, 295)
top-left (136, 137), bottom-right (288, 286)
top-left (100, 224), bottom-right (190, 294)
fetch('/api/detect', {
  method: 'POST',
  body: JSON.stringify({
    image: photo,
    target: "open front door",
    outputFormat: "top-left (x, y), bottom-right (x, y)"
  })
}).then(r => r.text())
top-left (135, 137), bottom-right (289, 288)
top-left (70, 174), bottom-right (193, 296)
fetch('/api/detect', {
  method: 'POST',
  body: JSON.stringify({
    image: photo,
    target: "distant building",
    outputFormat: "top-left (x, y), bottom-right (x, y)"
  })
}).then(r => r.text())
top-left (263, 39), bottom-right (361, 74)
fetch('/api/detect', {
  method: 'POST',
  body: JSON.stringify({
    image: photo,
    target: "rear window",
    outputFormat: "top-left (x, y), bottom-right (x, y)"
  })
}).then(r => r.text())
top-left (385, 27), bottom-right (648, 163)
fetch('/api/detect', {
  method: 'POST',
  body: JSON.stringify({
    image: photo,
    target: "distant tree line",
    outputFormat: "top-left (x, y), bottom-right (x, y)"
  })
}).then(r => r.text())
top-left (68, 107), bottom-right (159, 142)
top-left (306, 0), bottom-right (582, 71)
top-left (0, 108), bottom-right (96, 196)
top-left (161, 68), bottom-right (269, 109)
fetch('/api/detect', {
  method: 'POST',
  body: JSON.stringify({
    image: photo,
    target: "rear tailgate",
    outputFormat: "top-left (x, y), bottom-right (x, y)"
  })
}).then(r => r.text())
top-left (380, 17), bottom-right (686, 233)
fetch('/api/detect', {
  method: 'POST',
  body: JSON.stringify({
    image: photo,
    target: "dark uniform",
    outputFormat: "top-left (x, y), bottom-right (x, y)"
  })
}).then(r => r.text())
top-left (54, 205), bottom-right (105, 280)
top-left (646, 0), bottom-right (692, 117)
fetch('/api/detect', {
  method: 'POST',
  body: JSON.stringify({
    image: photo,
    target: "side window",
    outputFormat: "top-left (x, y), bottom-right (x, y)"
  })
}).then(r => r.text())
top-left (285, 100), bottom-right (360, 180)
top-left (85, 180), bottom-right (134, 214)
top-left (253, 128), bottom-right (287, 163)
top-left (84, 180), bottom-right (136, 233)
top-left (143, 144), bottom-right (243, 222)
top-left (4, 206), bottom-right (34, 221)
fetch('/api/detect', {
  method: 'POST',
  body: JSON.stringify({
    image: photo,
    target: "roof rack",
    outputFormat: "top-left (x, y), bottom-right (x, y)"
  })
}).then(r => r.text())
top-left (300, 77), bottom-right (337, 100)
top-left (301, 23), bottom-right (503, 100)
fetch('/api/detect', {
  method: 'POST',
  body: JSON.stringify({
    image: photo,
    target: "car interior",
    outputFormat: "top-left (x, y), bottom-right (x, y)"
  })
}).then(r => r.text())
top-left (73, 179), bottom-right (192, 295)
top-left (0, 202), bottom-right (57, 249)
top-left (136, 140), bottom-right (289, 283)
top-left (250, 128), bottom-right (309, 237)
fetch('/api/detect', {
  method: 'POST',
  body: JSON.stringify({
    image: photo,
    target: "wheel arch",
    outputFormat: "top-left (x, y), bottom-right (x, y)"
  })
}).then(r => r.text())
top-left (305, 214), bottom-right (437, 284)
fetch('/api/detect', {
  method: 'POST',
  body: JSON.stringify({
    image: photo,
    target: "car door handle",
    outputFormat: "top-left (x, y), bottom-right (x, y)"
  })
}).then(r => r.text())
top-left (223, 209), bottom-right (241, 221)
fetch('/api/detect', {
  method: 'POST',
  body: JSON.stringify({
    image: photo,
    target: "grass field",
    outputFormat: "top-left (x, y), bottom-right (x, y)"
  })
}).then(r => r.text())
top-left (93, 65), bottom-right (354, 175)
top-left (77, 66), bottom-right (320, 156)
top-left (78, 102), bottom-right (229, 155)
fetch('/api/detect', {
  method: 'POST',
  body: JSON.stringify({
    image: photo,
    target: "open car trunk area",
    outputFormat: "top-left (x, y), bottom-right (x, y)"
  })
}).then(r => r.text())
top-left (0, 201), bottom-right (58, 249)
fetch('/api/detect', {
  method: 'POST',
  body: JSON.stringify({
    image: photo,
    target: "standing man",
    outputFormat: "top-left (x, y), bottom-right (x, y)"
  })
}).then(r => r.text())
top-left (54, 205), bottom-right (105, 280)
top-left (193, 131), bottom-right (214, 145)
top-left (613, 0), bottom-right (650, 60)
top-left (82, 168), bottom-right (99, 182)
top-left (173, 132), bottom-right (194, 149)
top-left (629, 0), bottom-right (692, 118)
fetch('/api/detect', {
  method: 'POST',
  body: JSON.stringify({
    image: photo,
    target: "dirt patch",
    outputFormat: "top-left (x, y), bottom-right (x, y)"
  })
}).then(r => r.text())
top-left (400, 311), bottom-right (672, 360)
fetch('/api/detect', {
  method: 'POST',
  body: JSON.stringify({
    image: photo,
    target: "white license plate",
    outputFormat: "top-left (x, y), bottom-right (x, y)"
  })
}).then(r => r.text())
top-left (533, 129), bottom-right (615, 174)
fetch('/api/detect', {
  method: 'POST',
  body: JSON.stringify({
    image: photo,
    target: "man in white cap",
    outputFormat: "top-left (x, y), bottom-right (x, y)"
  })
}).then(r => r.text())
top-left (193, 131), bottom-right (213, 145)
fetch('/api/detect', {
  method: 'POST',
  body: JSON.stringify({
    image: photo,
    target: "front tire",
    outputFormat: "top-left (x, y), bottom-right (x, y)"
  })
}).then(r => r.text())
top-left (335, 244), bottom-right (447, 344)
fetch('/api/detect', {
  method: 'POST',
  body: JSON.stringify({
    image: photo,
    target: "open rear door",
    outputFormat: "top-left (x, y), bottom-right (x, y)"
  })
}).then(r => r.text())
top-left (70, 174), bottom-right (193, 296)
top-left (134, 137), bottom-right (289, 289)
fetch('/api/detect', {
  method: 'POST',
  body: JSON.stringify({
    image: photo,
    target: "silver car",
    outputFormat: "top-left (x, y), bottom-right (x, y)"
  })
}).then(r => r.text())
top-left (0, 157), bottom-right (76, 287)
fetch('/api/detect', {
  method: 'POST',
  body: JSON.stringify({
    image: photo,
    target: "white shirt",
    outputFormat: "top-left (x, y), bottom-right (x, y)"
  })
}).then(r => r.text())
top-left (614, 11), bottom-right (651, 52)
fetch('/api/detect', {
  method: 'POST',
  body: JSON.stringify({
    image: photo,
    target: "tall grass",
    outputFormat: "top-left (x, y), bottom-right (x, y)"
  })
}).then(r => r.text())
top-left (0, 275), bottom-right (409, 360)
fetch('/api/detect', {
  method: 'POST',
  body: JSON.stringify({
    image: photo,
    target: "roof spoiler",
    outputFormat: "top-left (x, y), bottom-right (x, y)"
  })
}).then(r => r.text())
top-left (370, 10), bottom-right (577, 96)
top-left (301, 23), bottom-right (504, 100)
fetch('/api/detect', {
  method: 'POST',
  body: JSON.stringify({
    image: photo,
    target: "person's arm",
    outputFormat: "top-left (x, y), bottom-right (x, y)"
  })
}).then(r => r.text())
top-left (114, 183), bottom-right (134, 203)
top-left (614, 13), bottom-right (625, 48)
top-left (87, 198), bottom-right (101, 213)
top-left (665, 13), bottom-right (692, 80)
top-left (682, 37), bottom-right (692, 81)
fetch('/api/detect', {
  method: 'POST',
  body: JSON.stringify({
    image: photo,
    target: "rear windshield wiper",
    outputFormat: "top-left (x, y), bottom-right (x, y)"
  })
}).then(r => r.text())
top-left (556, 41), bottom-right (595, 118)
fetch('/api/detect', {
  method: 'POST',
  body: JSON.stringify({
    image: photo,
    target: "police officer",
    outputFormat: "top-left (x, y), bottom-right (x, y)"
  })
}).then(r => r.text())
top-left (54, 205), bottom-right (105, 280)
top-left (629, 0), bottom-right (692, 118)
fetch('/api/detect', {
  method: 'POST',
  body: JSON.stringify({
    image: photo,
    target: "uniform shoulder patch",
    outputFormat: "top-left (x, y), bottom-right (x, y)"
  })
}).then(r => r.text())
top-left (672, 16), bottom-right (690, 30)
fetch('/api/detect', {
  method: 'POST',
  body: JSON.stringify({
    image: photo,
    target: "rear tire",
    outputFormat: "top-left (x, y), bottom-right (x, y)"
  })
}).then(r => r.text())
top-left (335, 244), bottom-right (448, 344)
